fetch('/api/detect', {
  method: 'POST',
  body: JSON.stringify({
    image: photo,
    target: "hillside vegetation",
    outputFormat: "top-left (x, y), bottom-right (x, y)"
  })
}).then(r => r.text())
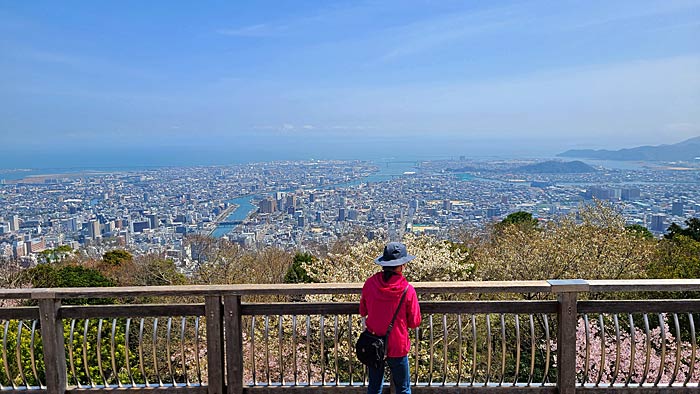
top-left (2, 202), bottom-right (696, 301)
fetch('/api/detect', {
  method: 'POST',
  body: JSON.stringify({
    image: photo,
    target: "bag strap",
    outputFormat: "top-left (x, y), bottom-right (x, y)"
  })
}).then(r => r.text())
top-left (385, 286), bottom-right (409, 339)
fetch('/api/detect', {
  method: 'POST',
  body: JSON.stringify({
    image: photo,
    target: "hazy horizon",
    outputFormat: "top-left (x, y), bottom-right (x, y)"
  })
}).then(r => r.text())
top-left (1, 134), bottom-right (697, 170)
top-left (1, 0), bottom-right (699, 168)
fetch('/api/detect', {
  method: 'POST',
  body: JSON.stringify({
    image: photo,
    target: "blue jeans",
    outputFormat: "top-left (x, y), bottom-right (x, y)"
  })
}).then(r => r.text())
top-left (367, 356), bottom-right (411, 394)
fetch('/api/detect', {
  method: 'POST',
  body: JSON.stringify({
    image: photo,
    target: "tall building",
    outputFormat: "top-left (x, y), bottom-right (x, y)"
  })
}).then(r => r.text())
top-left (443, 200), bottom-right (452, 211)
top-left (286, 195), bottom-right (297, 210)
top-left (87, 220), bottom-right (101, 239)
top-left (487, 207), bottom-right (501, 218)
top-left (146, 213), bottom-right (159, 229)
top-left (651, 214), bottom-right (666, 233)
top-left (9, 215), bottom-right (20, 232)
top-left (587, 187), bottom-right (620, 201)
top-left (672, 201), bottom-right (684, 216)
top-left (338, 208), bottom-right (346, 222)
top-left (13, 241), bottom-right (27, 258)
top-left (132, 221), bottom-right (150, 233)
top-left (621, 187), bottom-right (641, 201)
top-left (259, 198), bottom-right (277, 214)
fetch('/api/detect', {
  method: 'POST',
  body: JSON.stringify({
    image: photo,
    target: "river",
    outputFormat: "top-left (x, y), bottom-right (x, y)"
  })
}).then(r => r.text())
top-left (211, 160), bottom-right (421, 237)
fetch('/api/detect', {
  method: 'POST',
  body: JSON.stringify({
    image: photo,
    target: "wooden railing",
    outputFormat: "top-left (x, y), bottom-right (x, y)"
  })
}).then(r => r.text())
top-left (1, 279), bottom-right (699, 394)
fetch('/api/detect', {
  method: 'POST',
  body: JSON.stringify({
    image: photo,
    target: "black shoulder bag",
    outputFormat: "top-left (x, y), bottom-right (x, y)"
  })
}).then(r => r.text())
top-left (355, 286), bottom-right (409, 369)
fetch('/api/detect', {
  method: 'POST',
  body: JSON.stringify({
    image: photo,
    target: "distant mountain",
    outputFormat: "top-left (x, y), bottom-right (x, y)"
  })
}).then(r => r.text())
top-left (513, 160), bottom-right (597, 173)
top-left (557, 136), bottom-right (700, 161)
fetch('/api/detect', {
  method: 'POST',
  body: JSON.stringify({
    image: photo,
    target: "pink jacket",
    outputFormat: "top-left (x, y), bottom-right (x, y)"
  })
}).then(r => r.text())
top-left (359, 272), bottom-right (421, 358)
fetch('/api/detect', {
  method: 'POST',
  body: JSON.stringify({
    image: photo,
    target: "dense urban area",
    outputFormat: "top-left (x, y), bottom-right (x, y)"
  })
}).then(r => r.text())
top-left (1, 158), bottom-right (699, 269)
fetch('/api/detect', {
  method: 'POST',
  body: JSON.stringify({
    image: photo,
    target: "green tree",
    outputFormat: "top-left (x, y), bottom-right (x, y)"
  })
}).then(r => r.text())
top-left (22, 264), bottom-right (115, 305)
top-left (665, 218), bottom-right (700, 241)
top-left (102, 249), bottom-right (133, 266)
top-left (130, 255), bottom-right (187, 286)
top-left (474, 201), bottom-right (655, 286)
top-left (493, 211), bottom-right (539, 237)
top-left (38, 245), bottom-right (74, 264)
top-left (626, 224), bottom-right (654, 239)
top-left (648, 235), bottom-right (700, 279)
top-left (284, 252), bottom-right (317, 283)
top-left (500, 211), bottom-right (539, 227)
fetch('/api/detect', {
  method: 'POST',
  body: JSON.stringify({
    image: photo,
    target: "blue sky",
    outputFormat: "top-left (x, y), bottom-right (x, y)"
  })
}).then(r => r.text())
top-left (1, 0), bottom-right (699, 166)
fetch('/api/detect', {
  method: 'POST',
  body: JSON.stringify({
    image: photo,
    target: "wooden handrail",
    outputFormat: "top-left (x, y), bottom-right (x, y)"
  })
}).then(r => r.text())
top-left (3, 279), bottom-right (700, 299)
top-left (0, 280), bottom-right (552, 299)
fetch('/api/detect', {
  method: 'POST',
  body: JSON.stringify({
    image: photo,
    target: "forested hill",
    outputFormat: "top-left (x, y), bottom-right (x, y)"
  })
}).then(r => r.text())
top-left (512, 160), bottom-right (597, 173)
top-left (557, 136), bottom-right (700, 161)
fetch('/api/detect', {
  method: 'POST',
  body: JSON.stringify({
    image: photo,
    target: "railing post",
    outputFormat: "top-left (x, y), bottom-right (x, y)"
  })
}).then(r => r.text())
top-left (38, 297), bottom-right (67, 394)
top-left (224, 295), bottom-right (243, 394)
top-left (549, 280), bottom-right (588, 394)
top-left (206, 295), bottom-right (225, 394)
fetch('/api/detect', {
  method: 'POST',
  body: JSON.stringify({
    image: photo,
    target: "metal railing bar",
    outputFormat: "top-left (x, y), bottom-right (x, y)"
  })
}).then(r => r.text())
top-left (180, 317), bottom-right (189, 386)
top-left (527, 314), bottom-right (535, 387)
top-left (2, 320), bottom-right (15, 390)
top-left (194, 316), bottom-right (202, 385)
top-left (499, 314), bottom-right (506, 387)
top-left (305, 315), bottom-right (310, 385)
top-left (153, 318), bottom-right (163, 386)
top-left (111, 318), bottom-right (122, 387)
top-left (595, 314), bottom-right (605, 387)
top-left (346, 315), bottom-right (352, 386)
top-left (125, 318), bottom-right (135, 387)
top-left (320, 315), bottom-right (326, 386)
top-left (166, 317), bottom-right (175, 387)
top-left (292, 315), bottom-right (298, 386)
top-left (686, 313), bottom-right (696, 387)
top-left (442, 313), bottom-right (448, 386)
top-left (428, 314), bottom-right (434, 386)
top-left (30, 320), bottom-right (44, 389)
top-left (470, 314), bottom-right (477, 387)
top-left (612, 314), bottom-right (621, 386)
top-left (671, 313), bottom-right (681, 386)
top-left (625, 314), bottom-right (634, 388)
top-left (83, 319), bottom-right (95, 387)
top-left (542, 314), bottom-right (550, 387)
top-left (333, 315), bottom-right (339, 386)
top-left (279, 315), bottom-right (284, 386)
top-left (138, 318), bottom-right (148, 387)
top-left (654, 314), bottom-right (666, 387)
top-left (251, 315), bottom-right (256, 385)
top-left (97, 319), bottom-right (107, 387)
top-left (264, 315), bottom-right (270, 386)
top-left (16, 320), bottom-right (29, 389)
top-left (514, 314), bottom-right (521, 387)
top-left (582, 314), bottom-right (590, 387)
top-left (485, 314), bottom-right (492, 387)
top-left (641, 314), bottom-right (651, 387)
top-left (457, 314), bottom-right (463, 386)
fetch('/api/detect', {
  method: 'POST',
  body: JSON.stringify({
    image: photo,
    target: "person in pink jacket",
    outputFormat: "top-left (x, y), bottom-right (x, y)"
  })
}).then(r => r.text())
top-left (360, 242), bottom-right (422, 394)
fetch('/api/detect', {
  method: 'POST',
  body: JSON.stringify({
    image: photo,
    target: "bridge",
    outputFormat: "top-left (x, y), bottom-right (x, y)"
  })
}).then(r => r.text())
top-left (218, 220), bottom-right (244, 226)
top-left (1, 279), bottom-right (699, 394)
